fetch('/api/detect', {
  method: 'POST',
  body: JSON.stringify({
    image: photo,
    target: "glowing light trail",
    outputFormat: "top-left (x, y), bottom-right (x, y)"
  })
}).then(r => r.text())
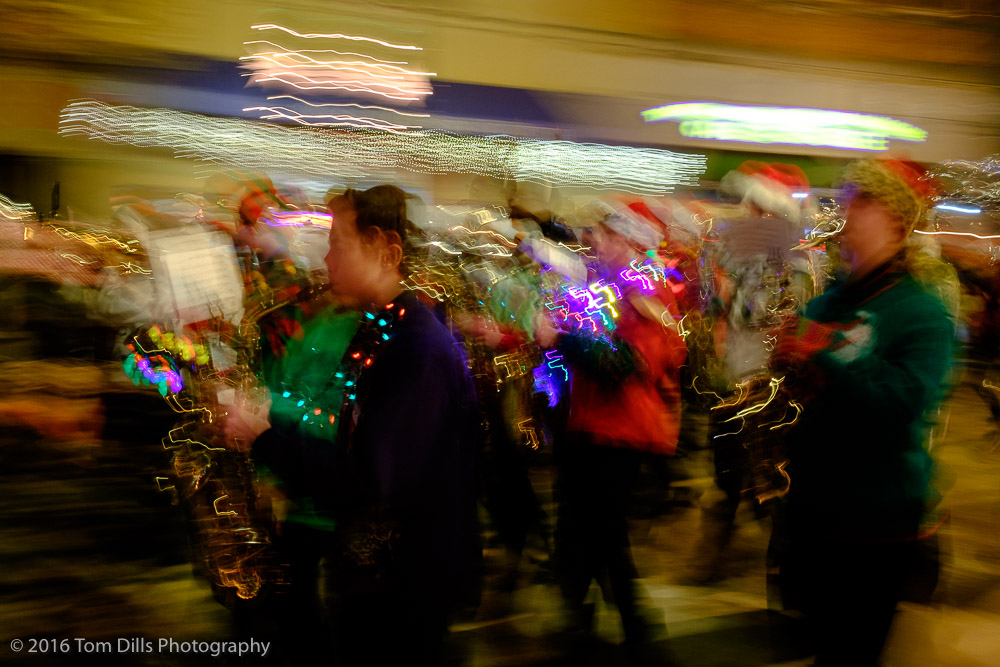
top-left (250, 24), bottom-right (422, 51)
top-left (267, 95), bottom-right (430, 117)
top-left (59, 100), bottom-right (707, 195)
top-left (244, 40), bottom-right (409, 65)
top-left (642, 102), bottom-right (927, 151)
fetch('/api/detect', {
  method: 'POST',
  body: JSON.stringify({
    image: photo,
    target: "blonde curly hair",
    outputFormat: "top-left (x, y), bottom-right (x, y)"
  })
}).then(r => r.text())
top-left (839, 159), bottom-right (958, 318)
top-left (837, 159), bottom-right (932, 232)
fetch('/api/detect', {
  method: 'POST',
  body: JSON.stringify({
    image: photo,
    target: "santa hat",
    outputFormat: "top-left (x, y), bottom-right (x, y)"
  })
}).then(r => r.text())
top-left (581, 199), bottom-right (664, 250)
top-left (837, 158), bottom-right (936, 231)
top-left (719, 161), bottom-right (810, 223)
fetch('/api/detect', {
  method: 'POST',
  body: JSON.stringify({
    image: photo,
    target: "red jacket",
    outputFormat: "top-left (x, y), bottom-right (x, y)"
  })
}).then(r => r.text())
top-left (566, 282), bottom-right (687, 454)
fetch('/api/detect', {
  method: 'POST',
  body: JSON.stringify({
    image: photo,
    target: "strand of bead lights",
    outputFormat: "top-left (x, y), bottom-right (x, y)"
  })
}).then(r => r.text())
top-left (59, 100), bottom-right (706, 195)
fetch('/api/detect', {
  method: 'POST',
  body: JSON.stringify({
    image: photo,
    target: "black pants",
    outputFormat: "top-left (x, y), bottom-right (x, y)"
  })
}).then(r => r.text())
top-left (481, 399), bottom-right (545, 564)
top-left (779, 524), bottom-right (919, 666)
top-left (229, 522), bottom-right (330, 666)
top-left (555, 434), bottom-right (646, 643)
top-left (329, 585), bottom-right (453, 667)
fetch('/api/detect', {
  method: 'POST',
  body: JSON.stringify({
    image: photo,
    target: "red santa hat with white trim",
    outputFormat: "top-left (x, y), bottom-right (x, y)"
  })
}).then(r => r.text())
top-left (719, 161), bottom-right (813, 223)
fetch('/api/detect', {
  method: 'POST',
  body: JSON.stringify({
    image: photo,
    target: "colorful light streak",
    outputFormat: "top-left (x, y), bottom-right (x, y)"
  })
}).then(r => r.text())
top-left (713, 377), bottom-right (786, 442)
top-left (460, 261), bottom-right (501, 285)
top-left (164, 427), bottom-right (223, 452)
top-left (620, 266), bottom-right (654, 292)
top-left (448, 225), bottom-right (519, 248)
top-left (493, 352), bottom-right (532, 380)
top-left (674, 313), bottom-right (690, 340)
top-left (50, 225), bottom-right (141, 254)
top-left (213, 495), bottom-right (239, 517)
top-left (517, 418), bottom-right (541, 450)
top-left (267, 211), bottom-right (333, 229)
top-left (769, 400), bottom-right (803, 431)
top-left (124, 352), bottom-right (184, 395)
top-left (588, 281), bottom-right (621, 320)
top-left (164, 394), bottom-right (214, 422)
top-left (620, 258), bottom-right (670, 293)
top-left (545, 349), bottom-right (569, 382)
top-left (546, 279), bottom-right (627, 334)
top-left (642, 102), bottom-right (927, 151)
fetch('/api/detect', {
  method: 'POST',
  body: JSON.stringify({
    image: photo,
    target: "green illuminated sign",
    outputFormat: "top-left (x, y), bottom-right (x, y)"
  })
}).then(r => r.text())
top-left (642, 102), bottom-right (927, 151)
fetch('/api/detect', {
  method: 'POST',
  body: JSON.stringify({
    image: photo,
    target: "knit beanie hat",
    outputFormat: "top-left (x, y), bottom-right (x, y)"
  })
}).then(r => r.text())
top-left (837, 158), bottom-right (936, 232)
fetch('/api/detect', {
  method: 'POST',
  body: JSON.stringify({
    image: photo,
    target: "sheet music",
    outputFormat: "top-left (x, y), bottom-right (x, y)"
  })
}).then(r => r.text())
top-left (146, 229), bottom-right (244, 326)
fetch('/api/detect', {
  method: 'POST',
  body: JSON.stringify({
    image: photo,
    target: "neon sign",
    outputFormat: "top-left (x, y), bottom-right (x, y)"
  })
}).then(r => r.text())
top-left (641, 102), bottom-right (927, 151)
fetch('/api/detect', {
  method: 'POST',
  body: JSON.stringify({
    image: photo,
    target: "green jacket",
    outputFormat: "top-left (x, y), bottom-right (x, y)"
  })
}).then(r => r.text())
top-left (787, 262), bottom-right (954, 540)
top-left (264, 306), bottom-right (361, 444)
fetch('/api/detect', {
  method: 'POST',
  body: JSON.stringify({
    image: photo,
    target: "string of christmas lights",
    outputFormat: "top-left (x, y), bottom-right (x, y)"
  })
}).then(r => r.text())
top-left (59, 100), bottom-right (707, 195)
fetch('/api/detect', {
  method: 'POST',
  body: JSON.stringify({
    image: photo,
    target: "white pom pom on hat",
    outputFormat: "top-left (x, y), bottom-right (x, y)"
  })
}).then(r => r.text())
top-left (719, 161), bottom-right (812, 223)
top-left (580, 198), bottom-right (664, 250)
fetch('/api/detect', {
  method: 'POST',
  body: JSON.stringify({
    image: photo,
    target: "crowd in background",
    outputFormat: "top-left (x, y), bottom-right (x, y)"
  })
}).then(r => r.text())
top-left (1, 156), bottom-right (997, 666)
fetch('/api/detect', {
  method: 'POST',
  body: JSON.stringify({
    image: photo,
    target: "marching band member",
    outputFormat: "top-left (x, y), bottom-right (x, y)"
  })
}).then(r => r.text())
top-left (228, 184), bottom-right (481, 666)
top-left (770, 159), bottom-right (955, 666)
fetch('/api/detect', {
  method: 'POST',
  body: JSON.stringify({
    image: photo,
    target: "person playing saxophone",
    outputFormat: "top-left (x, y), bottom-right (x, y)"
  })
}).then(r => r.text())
top-left (769, 158), bottom-right (956, 666)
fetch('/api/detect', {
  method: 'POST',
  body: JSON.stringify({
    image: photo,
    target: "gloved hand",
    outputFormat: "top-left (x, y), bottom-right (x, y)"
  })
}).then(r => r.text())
top-left (771, 315), bottom-right (838, 371)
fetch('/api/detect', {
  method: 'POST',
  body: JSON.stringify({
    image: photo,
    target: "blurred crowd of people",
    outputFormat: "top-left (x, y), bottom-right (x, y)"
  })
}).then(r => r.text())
top-left (1, 154), bottom-right (995, 666)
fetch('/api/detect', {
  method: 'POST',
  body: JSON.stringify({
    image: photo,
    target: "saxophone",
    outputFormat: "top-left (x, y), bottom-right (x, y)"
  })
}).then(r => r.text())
top-left (711, 372), bottom-right (802, 505)
top-left (711, 253), bottom-right (814, 506)
top-left (401, 230), bottom-right (545, 450)
top-left (129, 271), bottom-right (329, 606)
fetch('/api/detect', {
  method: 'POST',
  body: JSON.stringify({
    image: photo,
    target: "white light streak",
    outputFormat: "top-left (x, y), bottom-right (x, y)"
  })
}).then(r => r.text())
top-left (249, 72), bottom-right (426, 101)
top-left (250, 24), bottom-right (422, 51)
top-left (935, 203), bottom-right (982, 214)
top-left (243, 23), bottom-right (433, 129)
top-left (915, 229), bottom-right (1000, 240)
top-left (0, 194), bottom-right (35, 221)
top-left (59, 100), bottom-right (707, 195)
top-left (242, 52), bottom-right (435, 78)
top-left (245, 106), bottom-right (420, 133)
top-left (267, 95), bottom-right (430, 118)
top-left (244, 41), bottom-right (409, 65)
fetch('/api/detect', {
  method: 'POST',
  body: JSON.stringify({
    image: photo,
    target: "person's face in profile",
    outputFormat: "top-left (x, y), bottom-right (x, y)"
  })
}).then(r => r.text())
top-left (838, 192), bottom-right (906, 275)
top-left (592, 223), bottom-right (632, 267)
top-left (325, 196), bottom-right (381, 308)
